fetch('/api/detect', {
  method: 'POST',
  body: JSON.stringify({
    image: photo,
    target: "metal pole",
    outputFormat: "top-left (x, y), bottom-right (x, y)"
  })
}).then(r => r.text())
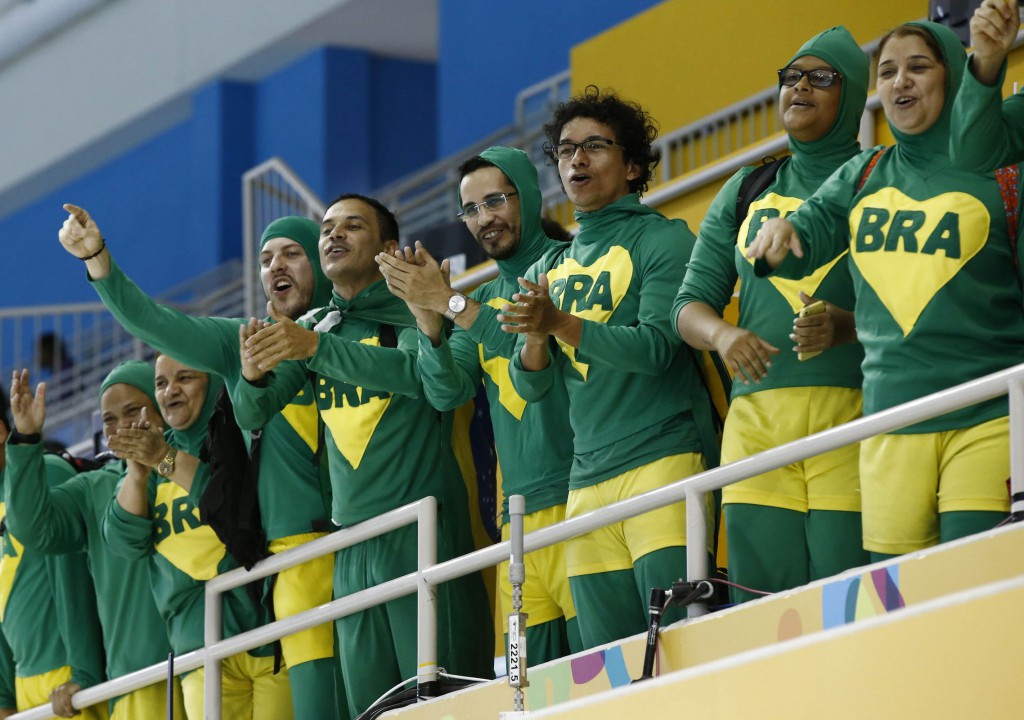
top-left (685, 489), bottom-right (709, 618)
top-left (416, 495), bottom-right (439, 699)
top-left (1010, 379), bottom-right (1024, 522)
top-left (507, 495), bottom-right (528, 711)
top-left (203, 583), bottom-right (223, 719)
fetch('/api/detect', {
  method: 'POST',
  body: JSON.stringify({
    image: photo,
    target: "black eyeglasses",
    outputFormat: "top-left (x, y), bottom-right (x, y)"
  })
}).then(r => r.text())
top-left (777, 67), bottom-right (842, 88)
top-left (456, 192), bottom-right (518, 222)
top-left (545, 137), bottom-right (625, 161)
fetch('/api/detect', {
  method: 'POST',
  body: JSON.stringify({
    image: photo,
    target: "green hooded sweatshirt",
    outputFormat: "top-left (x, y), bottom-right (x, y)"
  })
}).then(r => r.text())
top-left (234, 279), bottom-right (471, 527)
top-left (950, 57), bottom-right (1024, 173)
top-left (675, 25), bottom-right (867, 397)
top-left (766, 21), bottom-right (1024, 432)
top-left (510, 192), bottom-right (717, 489)
top-left (90, 217), bottom-right (334, 542)
top-left (103, 373), bottom-right (273, 657)
top-left (1, 454), bottom-right (105, 687)
top-left (4, 361), bottom-right (174, 687)
top-left (417, 146), bottom-right (575, 522)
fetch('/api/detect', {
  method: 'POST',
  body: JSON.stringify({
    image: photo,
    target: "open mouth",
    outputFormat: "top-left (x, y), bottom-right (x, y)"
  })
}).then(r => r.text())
top-left (479, 227), bottom-right (506, 243)
top-left (895, 95), bottom-right (916, 107)
top-left (272, 277), bottom-right (293, 294)
top-left (324, 245), bottom-right (348, 259)
top-left (569, 173), bottom-right (591, 186)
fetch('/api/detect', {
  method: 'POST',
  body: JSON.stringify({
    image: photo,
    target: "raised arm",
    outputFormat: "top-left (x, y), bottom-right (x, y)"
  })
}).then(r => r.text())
top-left (57, 204), bottom-right (241, 376)
top-left (950, 0), bottom-right (1024, 171)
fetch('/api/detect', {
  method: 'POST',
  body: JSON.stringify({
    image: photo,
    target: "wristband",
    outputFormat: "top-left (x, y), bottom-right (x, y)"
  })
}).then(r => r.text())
top-left (80, 238), bottom-right (106, 261)
top-left (9, 431), bottom-right (42, 445)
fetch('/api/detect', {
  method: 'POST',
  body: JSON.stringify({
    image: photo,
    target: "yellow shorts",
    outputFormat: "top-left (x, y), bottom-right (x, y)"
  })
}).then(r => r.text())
top-left (498, 503), bottom-right (576, 632)
top-left (15, 666), bottom-right (108, 719)
top-left (111, 677), bottom-right (184, 720)
top-left (565, 453), bottom-right (712, 577)
top-left (861, 415), bottom-right (1011, 554)
top-left (181, 651), bottom-right (293, 720)
top-left (722, 386), bottom-right (862, 512)
top-left (269, 532), bottom-right (336, 667)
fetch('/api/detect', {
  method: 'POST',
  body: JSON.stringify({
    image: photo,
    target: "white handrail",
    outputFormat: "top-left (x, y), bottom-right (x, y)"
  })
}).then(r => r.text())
top-left (11, 361), bottom-right (1024, 719)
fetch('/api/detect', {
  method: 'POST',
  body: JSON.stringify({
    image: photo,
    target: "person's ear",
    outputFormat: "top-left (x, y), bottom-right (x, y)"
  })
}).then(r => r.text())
top-left (383, 239), bottom-right (399, 256)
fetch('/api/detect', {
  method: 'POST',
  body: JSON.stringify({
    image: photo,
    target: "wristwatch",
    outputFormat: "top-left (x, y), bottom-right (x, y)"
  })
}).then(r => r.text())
top-left (444, 292), bottom-right (467, 321)
top-left (157, 447), bottom-right (178, 478)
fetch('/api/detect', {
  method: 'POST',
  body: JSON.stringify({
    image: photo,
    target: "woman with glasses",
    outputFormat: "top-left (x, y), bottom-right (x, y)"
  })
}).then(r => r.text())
top-left (674, 26), bottom-right (870, 602)
top-left (748, 21), bottom-right (1024, 562)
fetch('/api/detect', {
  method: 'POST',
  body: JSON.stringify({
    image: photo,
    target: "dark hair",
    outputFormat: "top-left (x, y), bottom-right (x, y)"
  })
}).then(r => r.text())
top-left (879, 24), bottom-right (947, 69)
top-left (543, 85), bottom-right (661, 196)
top-left (457, 155), bottom-right (498, 180)
top-left (541, 216), bottom-right (573, 243)
top-left (326, 193), bottom-right (400, 243)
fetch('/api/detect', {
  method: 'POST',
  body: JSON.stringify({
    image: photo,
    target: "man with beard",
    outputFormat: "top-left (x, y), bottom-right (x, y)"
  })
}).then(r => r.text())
top-left (376, 147), bottom-right (581, 663)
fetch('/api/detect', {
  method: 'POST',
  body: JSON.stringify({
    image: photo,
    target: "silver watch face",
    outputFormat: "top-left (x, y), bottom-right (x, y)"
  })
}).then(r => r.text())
top-left (448, 293), bottom-right (467, 314)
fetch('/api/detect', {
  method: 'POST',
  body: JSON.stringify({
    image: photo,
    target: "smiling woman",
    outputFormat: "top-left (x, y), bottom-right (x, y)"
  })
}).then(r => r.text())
top-left (674, 26), bottom-right (870, 604)
top-left (745, 21), bottom-right (1024, 564)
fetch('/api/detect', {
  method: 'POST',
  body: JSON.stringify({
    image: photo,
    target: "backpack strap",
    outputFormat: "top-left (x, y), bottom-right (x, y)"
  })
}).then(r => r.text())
top-left (995, 165), bottom-right (1021, 285)
top-left (735, 156), bottom-right (789, 235)
top-left (857, 147), bottom-right (887, 192)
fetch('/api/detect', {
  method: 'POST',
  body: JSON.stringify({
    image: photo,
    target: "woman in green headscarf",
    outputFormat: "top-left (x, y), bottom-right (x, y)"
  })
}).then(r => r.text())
top-left (103, 355), bottom-right (294, 720)
top-left (748, 21), bottom-right (1024, 562)
top-left (674, 26), bottom-right (870, 602)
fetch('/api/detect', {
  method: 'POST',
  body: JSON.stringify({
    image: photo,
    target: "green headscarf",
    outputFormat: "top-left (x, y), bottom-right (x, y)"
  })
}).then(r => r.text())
top-left (460, 146), bottom-right (566, 282)
top-left (99, 361), bottom-right (164, 424)
top-left (163, 369), bottom-right (225, 456)
top-left (885, 21), bottom-right (966, 165)
top-left (784, 25), bottom-right (869, 177)
top-left (260, 216), bottom-right (332, 311)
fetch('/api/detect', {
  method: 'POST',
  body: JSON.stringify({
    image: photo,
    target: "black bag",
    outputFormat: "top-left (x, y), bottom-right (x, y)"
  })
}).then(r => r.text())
top-left (198, 386), bottom-right (268, 570)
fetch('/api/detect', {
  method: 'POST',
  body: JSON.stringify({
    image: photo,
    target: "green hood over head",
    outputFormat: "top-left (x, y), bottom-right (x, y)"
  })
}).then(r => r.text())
top-left (886, 21), bottom-right (966, 159)
top-left (462, 146), bottom-right (565, 281)
top-left (100, 360), bottom-right (163, 424)
top-left (165, 370), bottom-right (225, 456)
top-left (260, 216), bottom-right (332, 311)
top-left (784, 25), bottom-right (869, 173)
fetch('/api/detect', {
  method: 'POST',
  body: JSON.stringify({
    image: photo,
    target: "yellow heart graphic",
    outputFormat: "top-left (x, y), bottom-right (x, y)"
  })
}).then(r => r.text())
top-left (481, 296), bottom-right (527, 419)
top-left (546, 246), bottom-right (634, 381)
top-left (319, 336), bottom-right (392, 469)
top-left (849, 188), bottom-right (990, 337)
top-left (739, 192), bottom-right (847, 313)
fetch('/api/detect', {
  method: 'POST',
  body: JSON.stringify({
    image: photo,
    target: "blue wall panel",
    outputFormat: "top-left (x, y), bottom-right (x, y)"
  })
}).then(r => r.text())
top-left (437, 0), bottom-right (663, 156)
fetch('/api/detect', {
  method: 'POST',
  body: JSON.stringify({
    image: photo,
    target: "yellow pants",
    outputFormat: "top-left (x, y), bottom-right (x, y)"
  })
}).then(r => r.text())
top-left (181, 652), bottom-right (293, 720)
top-left (861, 416), bottom-right (1011, 554)
top-left (498, 504), bottom-right (576, 632)
top-left (269, 532), bottom-right (336, 667)
top-left (566, 453), bottom-right (711, 577)
top-left (15, 666), bottom-right (108, 719)
top-left (111, 678), bottom-right (184, 720)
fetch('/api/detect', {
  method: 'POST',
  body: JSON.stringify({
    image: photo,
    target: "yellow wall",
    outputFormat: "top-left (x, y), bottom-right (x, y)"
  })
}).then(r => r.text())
top-left (570, 0), bottom-right (922, 133)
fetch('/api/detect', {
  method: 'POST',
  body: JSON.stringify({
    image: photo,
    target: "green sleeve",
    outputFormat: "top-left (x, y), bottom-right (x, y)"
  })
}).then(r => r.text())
top-left (4, 442), bottom-right (88, 555)
top-left (765, 150), bottom-right (877, 279)
top-left (102, 485), bottom-right (155, 560)
top-left (576, 223), bottom-right (691, 375)
top-left (0, 628), bottom-right (15, 710)
top-left (465, 304), bottom-right (508, 354)
top-left (950, 59), bottom-right (1024, 172)
top-left (45, 552), bottom-right (106, 688)
top-left (307, 327), bottom-right (424, 398)
top-left (417, 330), bottom-right (484, 412)
top-left (673, 171), bottom-right (749, 335)
top-left (231, 361), bottom-right (308, 430)
top-left (90, 257), bottom-right (241, 376)
top-left (508, 340), bottom-right (556, 402)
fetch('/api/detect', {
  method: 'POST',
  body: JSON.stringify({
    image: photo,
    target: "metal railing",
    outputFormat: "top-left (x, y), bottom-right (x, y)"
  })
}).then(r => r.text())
top-left (13, 361), bottom-right (1024, 719)
top-left (0, 259), bottom-right (244, 447)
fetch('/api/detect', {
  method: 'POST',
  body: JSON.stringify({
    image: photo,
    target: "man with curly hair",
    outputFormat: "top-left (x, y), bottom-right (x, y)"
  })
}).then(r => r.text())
top-left (500, 87), bottom-right (719, 647)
